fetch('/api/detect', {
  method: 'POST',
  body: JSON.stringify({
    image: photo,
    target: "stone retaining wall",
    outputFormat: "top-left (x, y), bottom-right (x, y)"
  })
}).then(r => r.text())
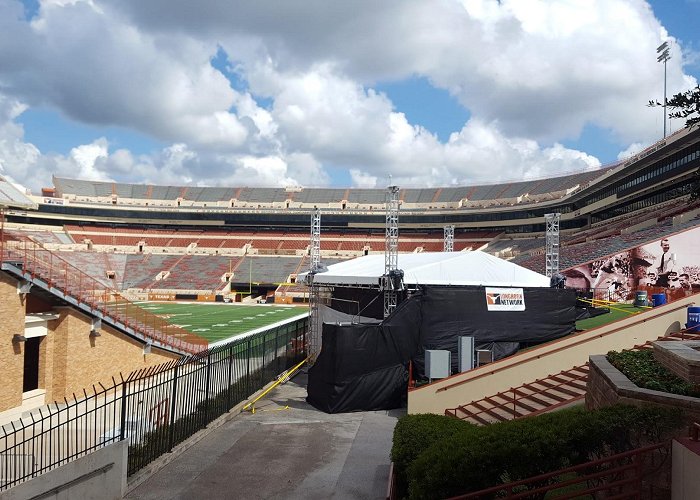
top-left (586, 355), bottom-right (700, 422)
top-left (653, 341), bottom-right (700, 385)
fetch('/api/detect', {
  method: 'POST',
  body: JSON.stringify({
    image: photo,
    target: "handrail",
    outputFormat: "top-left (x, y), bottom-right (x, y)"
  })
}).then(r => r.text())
top-left (447, 442), bottom-right (666, 500)
top-left (434, 300), bottom-right (693, 394)
top-left (242, 357), bottom-right (308, 413)
top-left (445, 363), bottom-right (588, 422)
top-left (0, 230), bottom-right (207, 354)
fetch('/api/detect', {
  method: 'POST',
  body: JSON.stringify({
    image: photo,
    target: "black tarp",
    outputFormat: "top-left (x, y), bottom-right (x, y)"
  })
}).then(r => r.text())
top-left (412, 286), bottom-right (577, 376)
top-left (307, 285), bottom-right (576, 413)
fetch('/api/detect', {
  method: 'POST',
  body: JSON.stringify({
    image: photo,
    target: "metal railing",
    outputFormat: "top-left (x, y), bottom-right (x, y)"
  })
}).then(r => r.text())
top-left (448, 442), bottom-right (669, 500)
top-left (444, 364), bottom-right (589, 424)
top-left (0, 315), bottom-right (307, 489)
top-left (0, 229), bottom-right (207, 354)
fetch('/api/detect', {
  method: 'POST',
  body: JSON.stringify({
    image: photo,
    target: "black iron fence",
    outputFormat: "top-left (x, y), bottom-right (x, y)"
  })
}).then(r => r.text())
top-left (0, 315), bottom-right (307, 490)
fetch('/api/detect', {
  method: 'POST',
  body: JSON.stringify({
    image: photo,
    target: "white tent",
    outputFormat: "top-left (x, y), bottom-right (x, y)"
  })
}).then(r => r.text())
top-left (298, 251), bottom-right (550, 288)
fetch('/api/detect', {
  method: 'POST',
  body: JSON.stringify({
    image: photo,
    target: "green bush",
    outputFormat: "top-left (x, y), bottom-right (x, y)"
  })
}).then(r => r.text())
top-left (402, 404), bottom-right (683, 500)
top-left (607, 349), bottom-right (700, 397)
top-left (391, 414), bottom-right (476, 499)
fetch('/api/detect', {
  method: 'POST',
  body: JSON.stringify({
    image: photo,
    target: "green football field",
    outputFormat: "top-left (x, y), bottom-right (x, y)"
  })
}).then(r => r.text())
top-left (135, 302), bottom-right (308, 343)
top-left (575, 303), bottom-right (647, 331)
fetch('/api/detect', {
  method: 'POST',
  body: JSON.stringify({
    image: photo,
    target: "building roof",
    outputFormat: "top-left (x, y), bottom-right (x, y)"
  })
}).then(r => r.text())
top-left (299, 250), bottom-right (550, 288)
top-left (0, 176), bottom-right (36, 209)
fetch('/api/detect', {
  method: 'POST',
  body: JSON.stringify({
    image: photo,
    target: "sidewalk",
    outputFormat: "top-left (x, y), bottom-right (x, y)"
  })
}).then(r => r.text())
top-left (126, 372), bottom-right (404, 500)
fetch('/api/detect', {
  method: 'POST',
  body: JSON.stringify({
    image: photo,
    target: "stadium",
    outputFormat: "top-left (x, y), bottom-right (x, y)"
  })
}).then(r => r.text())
top-left (1, 124), bottom-right (700, 497)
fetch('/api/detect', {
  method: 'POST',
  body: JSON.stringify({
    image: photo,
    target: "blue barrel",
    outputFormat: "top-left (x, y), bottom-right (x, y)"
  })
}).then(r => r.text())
top-left (688, 307), bottom-right (700, 332)
top-left (652, 293), bottom-right (667, 307)
top-left (634, 290), bottom-right (648, 307)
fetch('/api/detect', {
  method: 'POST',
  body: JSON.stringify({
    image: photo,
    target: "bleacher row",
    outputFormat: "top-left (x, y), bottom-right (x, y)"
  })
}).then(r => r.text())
top-left (512, 207), bottom-right (700, 274)
top-left (53, 166), bottom-right (615, 207)
top-left (62, 225), bottom-right (498, 254)
top-left (36, 251), bottom-right (339, 293)
top-left (14, 193), bottom-right (700, 294)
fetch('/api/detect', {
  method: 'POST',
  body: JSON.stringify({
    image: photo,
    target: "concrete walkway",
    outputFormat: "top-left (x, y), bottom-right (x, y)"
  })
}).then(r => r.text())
top-left (126, 372), bottom-right (404, 500)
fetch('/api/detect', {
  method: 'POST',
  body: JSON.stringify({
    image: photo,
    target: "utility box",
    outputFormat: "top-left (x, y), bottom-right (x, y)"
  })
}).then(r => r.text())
top-left (458, 336), bottom-right (475, 373)
top-left (425, 350), bottom-right (451, 380)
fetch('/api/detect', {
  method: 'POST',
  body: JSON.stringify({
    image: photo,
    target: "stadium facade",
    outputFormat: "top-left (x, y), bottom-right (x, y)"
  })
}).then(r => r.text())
top-left (0, 125), bottom-right (699, 421)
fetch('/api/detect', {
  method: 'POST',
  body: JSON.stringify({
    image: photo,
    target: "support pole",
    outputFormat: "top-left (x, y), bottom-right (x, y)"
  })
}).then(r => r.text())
top-left (544, 213), bottom-right (561, 278)
top-left (443, 225), bottom-right (455, 252)
top-left (307, 208), bottom-right (323, 361)
top-left (383, 186), bottom-right (401, 318)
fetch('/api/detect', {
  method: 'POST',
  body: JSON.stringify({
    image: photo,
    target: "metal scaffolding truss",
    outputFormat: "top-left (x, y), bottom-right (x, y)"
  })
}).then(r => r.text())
top-left (383, 185), bottom-right (401, 318)
top-left (444, 225), bottom-right (455, 252)
top-left (309, 208), bottom-right (321, 272)
top-left (307, 208), bottom-right (322, 361)
top-left (308, 284), bottom-right (321, 361)
top-left (545, 213), bottom-right (561, 278)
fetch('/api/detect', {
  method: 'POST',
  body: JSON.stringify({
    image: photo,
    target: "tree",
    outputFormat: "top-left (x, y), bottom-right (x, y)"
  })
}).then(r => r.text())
top-left (648, 85), bottom-right (700, 130)
top-left (649, 85), bottom-right (700, 200)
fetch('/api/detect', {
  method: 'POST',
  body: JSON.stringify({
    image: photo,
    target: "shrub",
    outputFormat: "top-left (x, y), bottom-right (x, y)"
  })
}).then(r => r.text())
top-left (391, 414), bottom-right (476, 498)
top-left (403, 404), bottom-right (683, 500)
top-left (607, 349), bottom-right (700, 397)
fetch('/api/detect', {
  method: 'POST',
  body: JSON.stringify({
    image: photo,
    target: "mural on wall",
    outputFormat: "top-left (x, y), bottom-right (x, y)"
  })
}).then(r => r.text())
top-left (562, 227), bottom-right (700, 300)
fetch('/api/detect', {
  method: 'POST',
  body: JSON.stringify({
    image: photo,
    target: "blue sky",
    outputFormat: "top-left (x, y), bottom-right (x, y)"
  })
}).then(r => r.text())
top-left (1, 0), bottom-right (699, 191)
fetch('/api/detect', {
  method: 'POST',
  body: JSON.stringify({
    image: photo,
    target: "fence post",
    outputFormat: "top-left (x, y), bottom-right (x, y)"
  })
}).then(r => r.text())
top-left (274, 327), bottom-right (279, 375)
top-left (120, 380), bottom-right (129, 443)
top-left (168, 365), bottom-right (179, 452)
top-left (246, 339), bottom-right (251, 394)
top-left (262, 333), bottom-right (267, 382)
top-left (204, 351), bottom-right (212, 424)
top-left (227, 345), bottom-right (234, 409)
top-left (302, 318), bottom-right (308, 360)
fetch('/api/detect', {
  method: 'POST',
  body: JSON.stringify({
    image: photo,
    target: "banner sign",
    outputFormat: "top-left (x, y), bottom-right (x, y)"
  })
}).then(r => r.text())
top-left (485, 287), bottom-right (526, 311)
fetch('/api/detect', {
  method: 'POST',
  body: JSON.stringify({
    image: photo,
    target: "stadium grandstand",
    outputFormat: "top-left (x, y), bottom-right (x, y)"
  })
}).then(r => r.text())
top-left (1, 125), bottom-right (700, 496)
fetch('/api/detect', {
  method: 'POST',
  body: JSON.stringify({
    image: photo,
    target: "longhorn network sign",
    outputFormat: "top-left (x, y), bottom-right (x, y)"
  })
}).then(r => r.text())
top-left (484, 287), bottom-right (525, 311)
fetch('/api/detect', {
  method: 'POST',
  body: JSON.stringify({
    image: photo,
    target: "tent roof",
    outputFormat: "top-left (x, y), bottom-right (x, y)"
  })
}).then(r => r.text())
top-left (298, 251), bottom-right (550, 288)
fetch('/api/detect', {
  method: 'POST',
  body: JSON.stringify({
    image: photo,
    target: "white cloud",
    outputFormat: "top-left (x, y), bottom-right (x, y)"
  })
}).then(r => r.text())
top-left (0, 0), bottom-right (698, 192)
top-left (617, 142), bottom-right (646, 160)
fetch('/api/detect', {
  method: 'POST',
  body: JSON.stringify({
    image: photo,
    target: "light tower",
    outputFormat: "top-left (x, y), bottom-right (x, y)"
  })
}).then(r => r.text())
top-left (657, 41), bottom-right (672, 138)
top-left (443, 225), bottom-right (455, 252)
top-left (382, 185), bottom-right (401, 318)
top-left (544, 213), bottom-right (561, 278)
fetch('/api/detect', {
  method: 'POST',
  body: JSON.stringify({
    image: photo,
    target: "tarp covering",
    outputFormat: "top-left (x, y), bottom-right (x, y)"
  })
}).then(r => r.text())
top-left (307, 285), bottom-right (576, 413)
top-left (318, 304), bottom-right (380, 325)
top-left (298, 251), bottom-right (551, 288)
top-left (412, 286), bottom-right (577, 376)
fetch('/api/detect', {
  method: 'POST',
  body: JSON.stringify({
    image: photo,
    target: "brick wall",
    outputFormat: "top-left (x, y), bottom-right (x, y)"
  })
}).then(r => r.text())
top-left (0, 273), bottom-right (26, 412)
top-left (1, 266), bottom-right (179, 412)
top-left (652, 341), bottom-right (700, 385)
top-left (586, 355), bottom-right (700, 422)
top-left (47, 307), bottom-right (176, 400)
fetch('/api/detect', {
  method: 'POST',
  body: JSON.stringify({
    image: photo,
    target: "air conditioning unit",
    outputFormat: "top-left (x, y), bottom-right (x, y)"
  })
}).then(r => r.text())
top-left (425, 350), bottom-right (450, 381)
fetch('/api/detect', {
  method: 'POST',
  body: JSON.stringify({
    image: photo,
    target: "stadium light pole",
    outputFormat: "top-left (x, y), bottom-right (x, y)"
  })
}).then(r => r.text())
top-left (657, 41), bottom-right (671, 138)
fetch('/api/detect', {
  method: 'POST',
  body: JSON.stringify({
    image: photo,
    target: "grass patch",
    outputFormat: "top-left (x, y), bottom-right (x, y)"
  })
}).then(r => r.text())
top-left (133, 302), bottom-right (307, 343)
top-left (576, 303), bottom-right (647, 331)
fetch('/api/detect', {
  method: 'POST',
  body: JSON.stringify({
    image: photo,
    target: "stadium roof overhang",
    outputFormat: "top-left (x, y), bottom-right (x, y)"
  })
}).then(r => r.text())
top-left (298, 250), bottom-right (550, 288)
top-left (0, 176), bottom-right (37, 210)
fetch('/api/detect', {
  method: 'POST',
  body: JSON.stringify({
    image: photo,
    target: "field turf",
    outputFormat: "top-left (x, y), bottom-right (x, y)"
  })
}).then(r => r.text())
top-left (575, 303), bottom-right (648, 331)
top-left (136, 302), bottom-right (308, 343)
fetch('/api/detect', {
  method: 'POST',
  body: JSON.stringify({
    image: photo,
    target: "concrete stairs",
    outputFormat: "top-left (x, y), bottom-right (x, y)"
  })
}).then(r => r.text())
top-left (445, 364), bottom-right (589, 424)
top-left (445, 328), bottom-right (700, 425)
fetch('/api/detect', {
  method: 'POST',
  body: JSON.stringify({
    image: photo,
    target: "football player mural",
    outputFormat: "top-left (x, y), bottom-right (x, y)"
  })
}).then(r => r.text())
top-left (562, 228), bottom-right (700, 301)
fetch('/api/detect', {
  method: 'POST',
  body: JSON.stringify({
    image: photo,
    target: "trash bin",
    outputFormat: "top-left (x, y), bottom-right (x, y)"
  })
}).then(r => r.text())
top-left (634, 290), bottom-right (648, 307)
top-left (652, 293), bottom-right (666, 307)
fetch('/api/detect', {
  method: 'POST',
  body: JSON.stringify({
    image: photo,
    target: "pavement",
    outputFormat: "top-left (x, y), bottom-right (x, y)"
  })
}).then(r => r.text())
top-left (125, 371), bottom-right (405, 500)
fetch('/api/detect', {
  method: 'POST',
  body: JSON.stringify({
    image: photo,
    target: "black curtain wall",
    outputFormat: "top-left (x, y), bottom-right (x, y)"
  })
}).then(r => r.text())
top-left (307, 286), bottom-right (576, 413)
